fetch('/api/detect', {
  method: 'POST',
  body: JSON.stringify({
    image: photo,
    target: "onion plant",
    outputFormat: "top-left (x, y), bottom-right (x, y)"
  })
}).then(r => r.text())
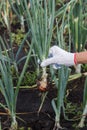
top-left (70, 0), bottom-right (87, 52)
top-left (69, 0), bottom-right (87, 73)
top-left (50, 66), bottom-right (70, 129)
top-left (21, 0), bottom-right (55, 90)
top-left (0, 31), bottom-right (33, 129)
top-left (0, 1), bottom-right (34, 128)
top-left (78, 76), bottom-right (87, 128)
top-left (0, 0), bottom-right (12, 29)
top-left (55, 0), bottom-right (87, 73)
top-left (49, 18), bottom-right (71, 129)
top-left (0, 43), bottom-right (18, 129)
top-left (51, 1), bottom-right (87, 128)
top-left (8, 0), bottom-right (30, 32)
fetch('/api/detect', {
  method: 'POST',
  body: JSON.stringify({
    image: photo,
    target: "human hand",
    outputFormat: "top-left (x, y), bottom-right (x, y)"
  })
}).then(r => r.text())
top-left (41, 46), bottom-right (76, 67)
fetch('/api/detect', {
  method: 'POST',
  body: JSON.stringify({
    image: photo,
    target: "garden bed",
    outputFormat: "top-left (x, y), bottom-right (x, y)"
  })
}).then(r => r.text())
top-left (0, 76), bottom-right (87, 130)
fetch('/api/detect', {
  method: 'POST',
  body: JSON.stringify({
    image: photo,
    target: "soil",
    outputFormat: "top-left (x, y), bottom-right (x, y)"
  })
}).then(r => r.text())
top-left (0, 76), bottom-right (87, 130)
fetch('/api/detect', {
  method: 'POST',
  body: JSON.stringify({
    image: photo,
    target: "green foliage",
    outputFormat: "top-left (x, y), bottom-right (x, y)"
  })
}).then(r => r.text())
top-left (69, 0), bottom-right (87, 52)
top-left (83, 76), bottom-right (87, 107)
top-left (65, 101), bottom-right (83, 120)
top-left (0, 30), bottom-right (33, 129)
top-left (0, 118), bottom-right (1, 130)
top-left (51, 67), bottom-right (70, 123)
top-left (82, 64), bottom-right (87, 72)
top-left (24, 0), bottom-right (55, 62)
top-left (12, 29), bottom-right (25, 45)
top-left (0, 0), bottom-right (12, 29)
top-left (22, 71), bottom-right (37, 86)
top-left (0, 43), bottom-right (18, 129)
top-left (77, 76), bottom-right (87, 128)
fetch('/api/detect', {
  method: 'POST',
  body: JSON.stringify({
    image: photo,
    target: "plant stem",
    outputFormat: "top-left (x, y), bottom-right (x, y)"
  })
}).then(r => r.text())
top-left (42, 67), bottom-right (48, 82)
top-left (78, 104), bottom-right (87, 128)
top-left (10, 116), bottom-right (18, 130)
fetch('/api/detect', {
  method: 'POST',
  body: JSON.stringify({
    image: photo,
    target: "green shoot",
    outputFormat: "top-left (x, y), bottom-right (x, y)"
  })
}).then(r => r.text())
top-left (23, 0), bottom-right (55, 90)
top-left (78, 76), bottom-right (87, 128)
top-left (51, 66), bottom-right (70, 129)
top-left (0, 32), bottom-right (33, 129)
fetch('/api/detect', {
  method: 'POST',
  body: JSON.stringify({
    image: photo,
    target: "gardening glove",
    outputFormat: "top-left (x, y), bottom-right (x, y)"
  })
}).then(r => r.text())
top-left (41, 46), bottom-right (77, 68)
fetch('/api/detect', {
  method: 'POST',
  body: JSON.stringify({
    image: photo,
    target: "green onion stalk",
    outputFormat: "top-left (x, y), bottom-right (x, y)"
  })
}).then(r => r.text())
top-left (50, 16), bottom-right (71, 129)
top-left (0, 31), bottom-right (33, 129)
top-left (0, 51), bottom-right (18, 130)
top-left (78, 76), bottom-right (87, 128)
top-left (0, 120), bottom-right (1, 130)
top-left (0, 1), bottom-right (33, 129)
top-left (8, 0), bottom-right (29, 32)
top-left (1, 0), bottom-right (9, 29)
top-left (22, 0), bottom-right (55, 90)
top-left (8, 0), bottom-right (54, 90)
top-left (69, 0), bottom-right (87, 73)
top-left (50, 66), bottom-right (70, 129)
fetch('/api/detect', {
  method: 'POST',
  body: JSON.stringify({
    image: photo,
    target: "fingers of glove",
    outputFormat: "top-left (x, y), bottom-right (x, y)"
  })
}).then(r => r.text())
top-left (49, 46), bottom-right (61, 55)
top-left (41, 57), bottom-right (55, 67)
top-left (49, 45), bottom-right (67, 56)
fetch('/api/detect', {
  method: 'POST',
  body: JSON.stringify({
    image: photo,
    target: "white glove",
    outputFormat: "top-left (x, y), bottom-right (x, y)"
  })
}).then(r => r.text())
top-left (41, 46), bottom-right (76, 67)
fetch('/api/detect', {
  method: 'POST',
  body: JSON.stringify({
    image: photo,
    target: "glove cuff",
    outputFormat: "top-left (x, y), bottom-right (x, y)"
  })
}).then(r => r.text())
top-left (74, 53), bottom-right (77, 65)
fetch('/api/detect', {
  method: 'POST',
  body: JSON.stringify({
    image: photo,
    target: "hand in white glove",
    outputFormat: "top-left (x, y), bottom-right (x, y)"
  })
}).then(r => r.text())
top-left (41, 46), bottom-right (77, 67)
